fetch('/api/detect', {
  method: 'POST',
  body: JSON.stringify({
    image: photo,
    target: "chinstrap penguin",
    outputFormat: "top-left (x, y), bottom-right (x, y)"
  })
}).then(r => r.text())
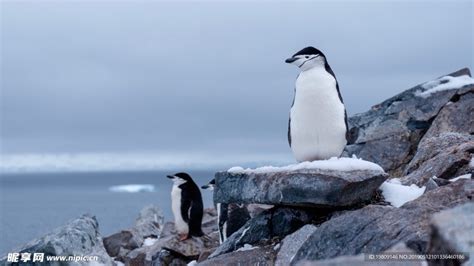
top-left (285, 46), bottom-right (348, 162)
top-left (167, 172), bottom-right (204, 240)
top-left (201, 179), bottom-right (250, 244)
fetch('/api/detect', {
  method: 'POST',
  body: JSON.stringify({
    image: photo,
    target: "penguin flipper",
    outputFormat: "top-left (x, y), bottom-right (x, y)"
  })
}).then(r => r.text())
top-left (288, 117), bottom-right (292, 147)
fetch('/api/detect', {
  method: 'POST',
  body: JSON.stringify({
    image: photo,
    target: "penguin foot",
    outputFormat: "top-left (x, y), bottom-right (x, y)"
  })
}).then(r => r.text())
top-left (178, 233), bottom-right (189, 241)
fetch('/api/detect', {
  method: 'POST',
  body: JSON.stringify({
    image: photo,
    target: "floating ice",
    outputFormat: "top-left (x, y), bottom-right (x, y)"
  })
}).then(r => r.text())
top-left (109, 184), bottom-right (155, 193)
top-left (380, 178), bottom-right (425, 208)
top-left (228, 156), bottom-right (384, 174)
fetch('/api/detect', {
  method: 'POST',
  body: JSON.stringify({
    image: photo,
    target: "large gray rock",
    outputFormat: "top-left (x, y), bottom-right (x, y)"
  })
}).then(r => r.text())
top-left (401, 133), bottom-right (473, 186)
top-left (275, 224), bottom-right (318, 266)
top-left (209, 207), bottom-right (316, 258)
top-left (345, 68), bottom-right (472, 176)
top-left (421, 88), bottom-right (474, 141)
top-left (428, 202), bottom-right (474, 266)
top-left (103, 205), bottom-right (164, 259)
top-left (214, 169), bottom-right (387, 207)
top-left (123, 209), bottom-right (219, 265)
top-left (199, 245), bottom-right (276, 266)
top-left (290, 179), bottom-right (473, 265)
top-left (0, 215), bottom-right (113, 266)
top-left (297, 243), bottom-right (425, 266)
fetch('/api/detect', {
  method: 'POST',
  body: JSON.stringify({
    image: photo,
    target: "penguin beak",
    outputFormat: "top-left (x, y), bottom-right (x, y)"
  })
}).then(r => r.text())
top-left (285, 57), bottom-right (298, 64)
top-left (201, 184), bottom-right (209, 189)
top-left (166, 175), bottom-right (174, 179)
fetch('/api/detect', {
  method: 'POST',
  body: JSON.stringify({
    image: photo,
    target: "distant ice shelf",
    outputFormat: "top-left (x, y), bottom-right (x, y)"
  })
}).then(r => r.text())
top-left (109, 184), bottom-right (155, 193)
top-left (228, 156), bottom-right (385, 174)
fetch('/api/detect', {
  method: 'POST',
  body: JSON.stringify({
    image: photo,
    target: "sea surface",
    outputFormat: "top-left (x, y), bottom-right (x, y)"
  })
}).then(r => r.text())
top-left (0, 170), bottom-right (216, 254)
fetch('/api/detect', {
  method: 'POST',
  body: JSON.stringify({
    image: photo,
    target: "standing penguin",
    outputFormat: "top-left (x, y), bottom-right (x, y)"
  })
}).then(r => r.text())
top-left (285, 46), bottom-right (348, 162)
top-left (167, 172), bottom-right (204, 240)
top-left (201, 179), bottom-right (250, 244)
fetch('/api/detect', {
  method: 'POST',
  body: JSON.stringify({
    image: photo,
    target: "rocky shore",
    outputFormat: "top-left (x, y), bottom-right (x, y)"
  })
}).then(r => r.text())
top-left (1, 68), bottom-right (473, 265)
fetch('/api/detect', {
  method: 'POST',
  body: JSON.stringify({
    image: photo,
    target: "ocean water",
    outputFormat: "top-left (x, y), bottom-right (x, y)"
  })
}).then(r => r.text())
top-left (0, 170), bottom-right (216, 254)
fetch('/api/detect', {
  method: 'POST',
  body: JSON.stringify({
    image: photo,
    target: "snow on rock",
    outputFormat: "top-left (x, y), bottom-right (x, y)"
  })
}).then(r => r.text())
top-left (380, 178), bottom-right (426, 207)
top-left (415, 75), bottom-right (474, 98)
top-left (449, 174), bottom-right (472, 182)
top-left (109, 184), bottom-right (155, 193)
top-left (237, 244), bottom-right (258, 252)
top-left (143, 237), bottom-right (158, 247)
top-left (228, 156), bottom-right (384, 174)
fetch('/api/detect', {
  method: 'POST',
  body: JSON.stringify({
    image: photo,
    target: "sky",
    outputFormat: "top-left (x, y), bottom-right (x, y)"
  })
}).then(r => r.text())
top-left (0, 1), bottom-right (473, 172)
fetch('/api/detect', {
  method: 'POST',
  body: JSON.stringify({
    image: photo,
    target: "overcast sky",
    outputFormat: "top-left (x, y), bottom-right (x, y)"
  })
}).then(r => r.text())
top-left (0, 1), bottom-right (472, 170)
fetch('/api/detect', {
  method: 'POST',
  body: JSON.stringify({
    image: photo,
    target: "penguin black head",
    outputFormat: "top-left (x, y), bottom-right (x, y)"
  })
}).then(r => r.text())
top-left (201, 179), bottom-right (215, 190)
top-left (167, 172), bottom-right (195, 186)
top-left (285, 46), bottom-right (327, 71)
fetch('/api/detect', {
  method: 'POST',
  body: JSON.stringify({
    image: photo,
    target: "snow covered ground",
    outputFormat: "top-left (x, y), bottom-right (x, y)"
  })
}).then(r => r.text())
top-left (228, 156), bottom-right (385, 174)
top-left (380, 178), bottom-right (425, 207)
top-left (415, 74), bottom-right (474, 98)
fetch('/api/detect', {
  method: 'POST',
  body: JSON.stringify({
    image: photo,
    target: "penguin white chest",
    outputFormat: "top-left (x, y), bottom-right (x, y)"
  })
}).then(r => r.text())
top-left (290, 67), bottom-right (346, 162)
top-left (171, 185), bottom-right (189, 234)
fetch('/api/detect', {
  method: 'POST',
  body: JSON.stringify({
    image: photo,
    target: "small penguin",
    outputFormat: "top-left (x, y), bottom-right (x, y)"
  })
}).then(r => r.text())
top-left (167, 172), bottom-right (204, 240)
top-left (285, 46), bottom-right (348, 162)
top-left (201, 179), bottom-right (250, 244)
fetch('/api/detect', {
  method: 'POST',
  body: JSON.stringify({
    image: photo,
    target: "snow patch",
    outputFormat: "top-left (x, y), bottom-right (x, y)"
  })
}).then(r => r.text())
top-left (109, 184), bottom-right (155, 193)
top-left (143, 237), bottom-right (158, 246)
top-left (450, 174), bottom-right (472, 182)
top-left (415, 75), bottom-right (474, 98)
top-left (380, 178), bottom-right (425, 207)
top-left (228, 156), bottom-right (384, 174)
top-left (237, 244), bottom-right (257, 252)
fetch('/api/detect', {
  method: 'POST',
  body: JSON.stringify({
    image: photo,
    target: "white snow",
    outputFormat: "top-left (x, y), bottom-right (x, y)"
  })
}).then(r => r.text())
top-left (109, 184), bottom-right (155, 193)
top-left (228, 156), bottom-right (384, 174)
top-left (114, 261), bottom-right (125, 266)
top-left (380, 178), bottom-right (426, 208)
top-left (415, 75), bottom-right (474, 98)
top-left (449, 174), bottom-right (472, 182)
top-left (237, 244), bottom-right (258, 252)
top-left (143, 237), bottom-right (158, 246)
top-left (187, 260), bottom-right (198, 266)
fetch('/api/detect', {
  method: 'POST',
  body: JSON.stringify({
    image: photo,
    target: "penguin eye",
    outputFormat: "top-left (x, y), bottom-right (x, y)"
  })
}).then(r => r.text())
top-left (305, 56), bottom-right (309, 59)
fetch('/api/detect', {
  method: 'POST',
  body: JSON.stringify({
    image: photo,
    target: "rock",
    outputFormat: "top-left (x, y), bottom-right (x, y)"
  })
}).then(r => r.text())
top-left (421, 88), bottom-right (474, 141)
top-left (297, 243), bottom-right (425, 266)
top-left (103, 230), bottom-right (141, 258)
top-left (103, 205), bottom-right (164, 259)
top-left (290, 179), bottom-right (473, 264)
top-left (210, 207), bottom-right (317, 258)
top-left (123, 209), bottom-right (219, 265)
top-left (134, 205), bottom-right (165, 239)
top-left (199, 245), bottom-right (276, 266)
top-left (428, 202), bottom-right (474, 265)
top-left (275, 224), bottom-right (317, 266)
top-left (345, 68), bottom-right (472, 176)
top-left (214, 169), bottom-right (387, 207)
top-left (0, 214), bottom-right (113, 266)
top-left (400, 133), bottom-right (474, 186)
